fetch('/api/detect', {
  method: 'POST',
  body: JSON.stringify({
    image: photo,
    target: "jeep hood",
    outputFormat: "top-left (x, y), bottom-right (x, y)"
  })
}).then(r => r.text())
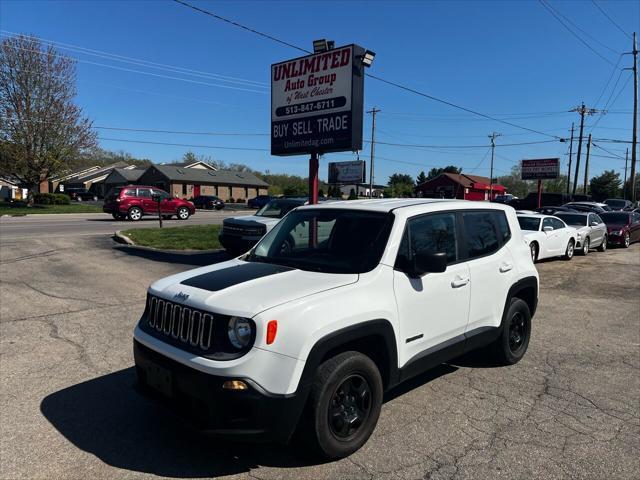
top-left (149, 259), bottom-right (358, 318)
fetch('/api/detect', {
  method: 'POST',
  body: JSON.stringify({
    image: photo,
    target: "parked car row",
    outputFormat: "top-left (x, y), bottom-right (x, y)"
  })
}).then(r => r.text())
top-left (517, 209), bottom-right (640, 262)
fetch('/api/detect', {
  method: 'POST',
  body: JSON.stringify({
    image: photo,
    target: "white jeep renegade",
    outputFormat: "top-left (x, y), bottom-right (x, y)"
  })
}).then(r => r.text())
top-left (134, 199), bottom-right (538, 459)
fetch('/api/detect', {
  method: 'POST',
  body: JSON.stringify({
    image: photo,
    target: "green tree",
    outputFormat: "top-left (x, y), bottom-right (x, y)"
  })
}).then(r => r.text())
top-left (0, 35), bottom-right (97, 193)
top-left (623, 173), bottom-right (639, 200)
top-left (388, 173), bottom-right (414, 185)
top-left (496, 165), bottom-right (530, 198)
top-left (427, 165), bottom-right (461, 180)
top-left (348, 188), bottom-right (357, 200)
top-left (589, 170), bottom-right (621, 201)
top-left (416, 170), bottom-right (428, 186)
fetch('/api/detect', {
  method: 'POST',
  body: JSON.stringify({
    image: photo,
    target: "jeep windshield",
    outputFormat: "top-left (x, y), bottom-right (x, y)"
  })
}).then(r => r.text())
top-left (255, 199), bottom-right (304, 218)
top-left (247, 208), bottom-right (393, 274)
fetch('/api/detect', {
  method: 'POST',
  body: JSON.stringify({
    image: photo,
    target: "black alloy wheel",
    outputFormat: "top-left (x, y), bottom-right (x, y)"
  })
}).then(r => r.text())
top-left (508, 312), bottom-right (528, 355)
top-left (328, 374), bottom-right (372, 440)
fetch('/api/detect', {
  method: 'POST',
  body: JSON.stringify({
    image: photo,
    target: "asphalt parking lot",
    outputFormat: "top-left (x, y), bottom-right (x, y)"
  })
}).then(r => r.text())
top-left (0, 228), bottom-right (638, 479)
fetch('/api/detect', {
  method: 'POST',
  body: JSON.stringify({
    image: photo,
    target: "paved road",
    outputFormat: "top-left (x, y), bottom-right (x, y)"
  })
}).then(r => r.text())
top-left (0, 232), bottom-right (638, 479)
top-left (0, 209), bottom-right (253, 239)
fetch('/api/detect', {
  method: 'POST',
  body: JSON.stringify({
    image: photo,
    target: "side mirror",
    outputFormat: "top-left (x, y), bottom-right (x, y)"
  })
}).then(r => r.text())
top-left (590, 221), bottom-right (598, 227)
top-left (543, 226), bottom-right (554, 232)
top-left (411, 252), bottom-right (447, 277)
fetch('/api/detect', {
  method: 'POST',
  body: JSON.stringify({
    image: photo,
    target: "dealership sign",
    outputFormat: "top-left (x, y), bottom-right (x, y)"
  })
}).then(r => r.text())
top-left (521, 158), bottom-right (560, 180)
top-left (328, 160), bottom-right (366, 184)
top-left (271, 45), bottom-right (365, 156)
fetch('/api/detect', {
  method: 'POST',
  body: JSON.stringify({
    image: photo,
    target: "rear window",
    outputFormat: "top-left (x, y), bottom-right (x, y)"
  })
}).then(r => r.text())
top-left (106, 187), bottom-right (122, 199)
top-left (605, 200), bottom-right (626, 208)
top-left (462, 211), bottom-right (500, 258)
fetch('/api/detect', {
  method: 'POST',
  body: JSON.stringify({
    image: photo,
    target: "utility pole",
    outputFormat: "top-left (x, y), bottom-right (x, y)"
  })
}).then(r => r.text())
top-left (624, 148), bottom-right (629, 200)
top-left (584, 134), bottom-right (592, 194)
top-left (367, 107), bottom-right (380, 198)
top-left (488, 132), bottom-right (501, 200)
top-left (567, 123), bottom-right (574, 195)
top-left (570, 103), bottom-right (599, 196)
top-left (631, 32), bottom-right (638, 202)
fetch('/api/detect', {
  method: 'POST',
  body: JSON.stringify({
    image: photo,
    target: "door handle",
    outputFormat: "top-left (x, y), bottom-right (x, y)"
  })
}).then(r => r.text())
top-left (499, 263), bottom-right (513, 273)
top-left (451, 276), bottom-right (470, 288)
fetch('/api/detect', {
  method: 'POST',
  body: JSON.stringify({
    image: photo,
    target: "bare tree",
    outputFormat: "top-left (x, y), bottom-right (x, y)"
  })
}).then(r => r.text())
top-left (0, 35), bottom-right (96, 193)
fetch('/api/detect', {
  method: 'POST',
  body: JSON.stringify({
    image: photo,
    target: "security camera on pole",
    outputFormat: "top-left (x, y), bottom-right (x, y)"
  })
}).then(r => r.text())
top-left (270, 40), bottom-right (375, 206)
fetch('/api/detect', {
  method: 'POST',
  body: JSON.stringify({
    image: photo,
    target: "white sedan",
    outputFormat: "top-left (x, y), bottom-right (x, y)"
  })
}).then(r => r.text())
top-left (517, 214), bottom-right (578, 262)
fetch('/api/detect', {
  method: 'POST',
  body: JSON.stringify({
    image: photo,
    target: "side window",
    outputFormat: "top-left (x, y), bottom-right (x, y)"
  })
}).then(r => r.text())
top-left (493, 211), bottom-right (511, 244)
top-left (408, 213), bottom-right (458, 263)
top-left (463, 212), bottom-right (500, 258)
top-left (633, 213), bottom-right (640, 223)
top-left (123, 188), bottom-right (136, 197)
top-left (542, 218), bottom-right (554, 230)
top-left (151, 189), bottom-right (170, 200)
top-left (551, 218), bottom-right (565, 230)
top-left (592, 214), bottom-right (603, 225)
top-left (137, 188), bottom-right (151, 198)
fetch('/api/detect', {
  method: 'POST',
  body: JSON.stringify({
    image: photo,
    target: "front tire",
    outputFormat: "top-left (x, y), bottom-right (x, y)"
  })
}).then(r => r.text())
top-left (623, 232), bottom-right (630, 248)
top-left (301, 351), bottom-right (383, 460)
top-left (563, 239), bottom-right (575, 260)
top-left (127, 206), bottom-right (142, 221)
top-left (580, 238), bottom-right (590, 256)
top-left (488, 298), bottom-right (532, 365)
top-left (177, 207), bottom-right (190, 220)
top-left (597, 236), bottom-right (607, 252)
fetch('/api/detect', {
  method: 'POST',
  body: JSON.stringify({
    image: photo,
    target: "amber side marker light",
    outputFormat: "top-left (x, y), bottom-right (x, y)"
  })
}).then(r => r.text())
top-left (266, 320), bottom-right (278, 345)
top-left (222, 380), bottom-right (248, 390)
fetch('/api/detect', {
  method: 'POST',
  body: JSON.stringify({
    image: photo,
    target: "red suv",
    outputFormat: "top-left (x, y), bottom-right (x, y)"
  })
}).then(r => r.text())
top-left (103, 185), bottom-right (195, 221)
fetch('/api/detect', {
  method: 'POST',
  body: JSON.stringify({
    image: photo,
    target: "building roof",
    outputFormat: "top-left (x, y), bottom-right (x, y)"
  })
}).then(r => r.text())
top-left (149, 164), bottom-right (269, 187)
top-left (160, 160), bottom-right (216, 170)
top-left (105, 168), bottom-right (146, 183)
top-left (417, 172), bottom-right (505, 190)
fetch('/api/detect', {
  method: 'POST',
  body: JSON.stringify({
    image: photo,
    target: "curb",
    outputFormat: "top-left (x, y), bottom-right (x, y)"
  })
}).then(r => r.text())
top-left (114, 230), bottom-right (136, 245)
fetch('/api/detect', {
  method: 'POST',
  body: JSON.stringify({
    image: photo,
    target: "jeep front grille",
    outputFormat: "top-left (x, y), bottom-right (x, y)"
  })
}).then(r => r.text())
top-left (147, 296), bottom-right (214, 350)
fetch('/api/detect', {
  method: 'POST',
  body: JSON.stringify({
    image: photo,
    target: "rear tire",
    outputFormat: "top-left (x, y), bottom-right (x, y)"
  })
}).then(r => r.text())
top-left (300, 351), bottom-right (383, 460)
top-left (563, 239), bottom-right (575, 260)
top-left (487, 298), bottom-right (531, 365)
top-left (127, 206), bottom-right (142, 221)
top-left (597, 236), bottom-right (607, 252)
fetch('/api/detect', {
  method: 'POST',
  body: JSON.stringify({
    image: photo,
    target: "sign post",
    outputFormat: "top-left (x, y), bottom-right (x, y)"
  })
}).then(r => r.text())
top-left (521, 158), bottom-right (560, 208)
top-left (271, 44), bottom-right (367, 204)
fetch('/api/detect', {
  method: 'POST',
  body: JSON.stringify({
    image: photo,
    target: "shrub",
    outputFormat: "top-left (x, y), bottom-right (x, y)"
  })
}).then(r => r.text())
top-left (54, 194), bottom-right (70, 205)
top-left (228, 197), bottom-right (235, 203)
top-left (236, 198), bottom-right (245, 203)
top-left (33, 193), bottom-right (56, 205)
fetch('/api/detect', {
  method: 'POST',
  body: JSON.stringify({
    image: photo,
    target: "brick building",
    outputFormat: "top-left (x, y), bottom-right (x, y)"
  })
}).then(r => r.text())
top-left (136, 164), bottom-right (269, 201)
top-left (415, 173), bottom-right (506, 201)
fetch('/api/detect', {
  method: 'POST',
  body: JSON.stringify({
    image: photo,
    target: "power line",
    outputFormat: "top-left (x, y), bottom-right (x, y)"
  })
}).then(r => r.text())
top-left (591, 1), bottom-right (632, 40)
top-left (0, 30), bottom-right (269, 88)
top-left (8, 45), bottom-right (268, 94)
top-left (99, 137), bottom-right (270, 151)
top-left (590, 72), bottom-right (632, 132)
top-left (369, 139), bottom-right (559, 149)
top-left (172, 0), bottom-right (563, 140)
top-left (172, 0), bottom-right (310, 54)
top-left (538, 0), bottom-right (619, 55)
top-left (592, 55), bottom-right (623, 107)
top-left (538, 0), bottom-right (617, 66)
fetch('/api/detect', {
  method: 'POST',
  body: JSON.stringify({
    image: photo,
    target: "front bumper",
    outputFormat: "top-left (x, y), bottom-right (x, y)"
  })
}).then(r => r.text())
top-left (607, 232), bottom-right (627, 245)
top-left (133, 340), bottom-right (308, 443)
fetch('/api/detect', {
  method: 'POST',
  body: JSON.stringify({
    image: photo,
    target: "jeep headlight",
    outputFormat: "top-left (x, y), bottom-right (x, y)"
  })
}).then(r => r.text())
top-left (612, 230), bottom-right (623, 235)
top-left (228, 316), bottom-right (253, 349)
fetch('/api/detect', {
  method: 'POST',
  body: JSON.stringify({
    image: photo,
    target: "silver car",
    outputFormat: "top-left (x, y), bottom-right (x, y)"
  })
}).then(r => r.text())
top-left (555, 212), bottom-right (608, 255)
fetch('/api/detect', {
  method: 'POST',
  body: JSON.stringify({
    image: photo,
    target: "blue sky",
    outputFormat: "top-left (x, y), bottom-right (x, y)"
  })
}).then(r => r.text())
top-left (1, 0), bottom-right (637, 185)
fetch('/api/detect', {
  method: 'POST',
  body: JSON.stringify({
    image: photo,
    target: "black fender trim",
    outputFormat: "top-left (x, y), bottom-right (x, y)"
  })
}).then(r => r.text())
top-left (503, 276), bottom-right (538, 320)
top-left (297, 319), bottom-right (399, 391)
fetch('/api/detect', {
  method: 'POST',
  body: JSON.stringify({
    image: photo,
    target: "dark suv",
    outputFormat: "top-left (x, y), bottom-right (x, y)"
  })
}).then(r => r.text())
top-left (103, 185), bottom-right (195, 221)
top-left (192, 195), bottom-right (225, 210)
top-left (65, 187), bottom-right (98, 201)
